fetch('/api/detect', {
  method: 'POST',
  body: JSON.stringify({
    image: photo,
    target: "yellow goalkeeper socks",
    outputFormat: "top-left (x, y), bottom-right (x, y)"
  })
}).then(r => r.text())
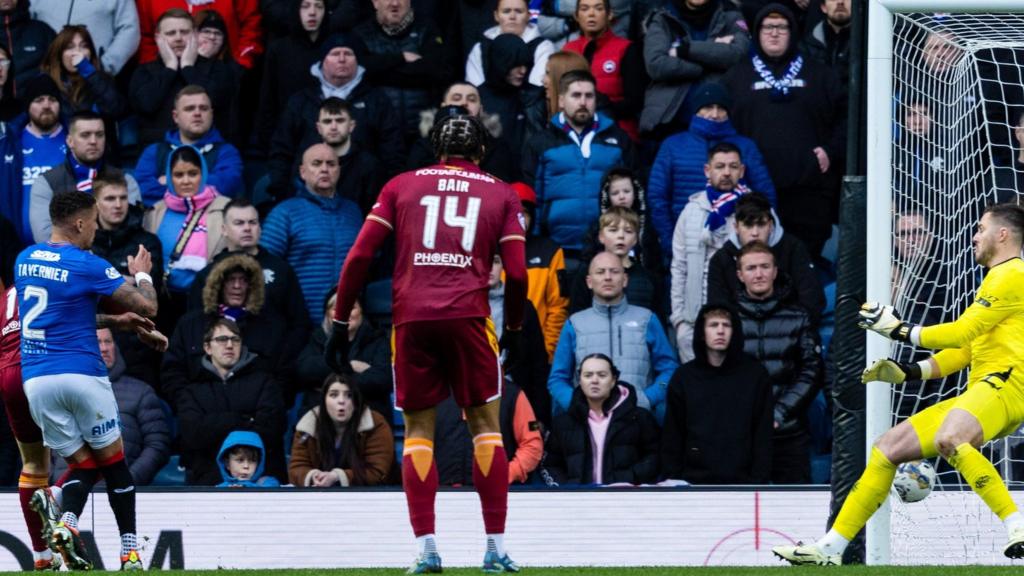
top-left (947, 443), bottom-right (1018, 520)
top-left (832, 446), bottom-right (897, 540)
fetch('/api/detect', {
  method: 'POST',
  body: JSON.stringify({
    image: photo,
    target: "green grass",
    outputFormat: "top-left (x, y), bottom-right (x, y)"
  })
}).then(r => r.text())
top-left (1, 568), bottom-right (1018, 575)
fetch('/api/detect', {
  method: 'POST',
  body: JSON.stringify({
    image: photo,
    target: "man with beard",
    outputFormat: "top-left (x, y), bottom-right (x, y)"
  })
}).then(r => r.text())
top-left (721, 3), bottom-right (845, 261)
top-left (800, 0), bottom-right (852, 87)
top-left (4, 75), bottom-right (65, 245)
top-left (29, 111), bottom-right (144, 241)
top-left (521, 69), bottom-right (633, 259)
top-left (670, 142), bottom-right (750, 362)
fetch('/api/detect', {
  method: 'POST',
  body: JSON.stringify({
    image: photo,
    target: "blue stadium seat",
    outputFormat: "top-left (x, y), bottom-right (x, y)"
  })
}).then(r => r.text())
top-left (364, 279), bottom-right (393, 327)
top-left (151, 455), bottom-right (185, 486)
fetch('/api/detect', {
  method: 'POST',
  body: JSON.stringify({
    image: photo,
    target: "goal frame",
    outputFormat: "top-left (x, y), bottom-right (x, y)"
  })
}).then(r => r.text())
top-left (865, 0), bottom-right (1024, 564)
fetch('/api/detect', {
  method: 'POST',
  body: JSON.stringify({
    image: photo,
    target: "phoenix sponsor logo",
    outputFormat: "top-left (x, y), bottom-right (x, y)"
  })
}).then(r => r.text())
top-left (413, 252), bottom-right (473, 268)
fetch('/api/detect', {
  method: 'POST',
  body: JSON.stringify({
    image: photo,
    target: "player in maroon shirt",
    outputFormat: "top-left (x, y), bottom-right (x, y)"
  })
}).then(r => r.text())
top-left (326, 107), bottom-right (527, 574)
top-left (0, 282), bottom-right (59, 570)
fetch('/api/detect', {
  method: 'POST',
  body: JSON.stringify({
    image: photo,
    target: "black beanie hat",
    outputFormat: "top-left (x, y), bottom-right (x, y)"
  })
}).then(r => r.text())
top-left (21, 75), bottom-right (60, 111)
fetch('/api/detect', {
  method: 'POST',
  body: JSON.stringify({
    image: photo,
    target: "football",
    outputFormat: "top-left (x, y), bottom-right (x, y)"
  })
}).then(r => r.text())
top-left (893, 460), bottom-right (937, 503)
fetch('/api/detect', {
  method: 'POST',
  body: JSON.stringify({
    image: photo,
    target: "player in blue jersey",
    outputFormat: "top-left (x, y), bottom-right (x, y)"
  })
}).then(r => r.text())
top-left (15, 191), bottom-right (160, 571)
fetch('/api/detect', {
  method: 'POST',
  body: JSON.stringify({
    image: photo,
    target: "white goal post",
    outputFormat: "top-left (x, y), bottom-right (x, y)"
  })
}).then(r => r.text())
top-left (866, 0), bottom-right (1024, 565)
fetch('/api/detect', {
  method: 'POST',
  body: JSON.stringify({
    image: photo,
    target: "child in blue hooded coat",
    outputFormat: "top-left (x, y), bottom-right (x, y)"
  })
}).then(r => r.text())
top-left (216, 430), bottom-right (281, 487)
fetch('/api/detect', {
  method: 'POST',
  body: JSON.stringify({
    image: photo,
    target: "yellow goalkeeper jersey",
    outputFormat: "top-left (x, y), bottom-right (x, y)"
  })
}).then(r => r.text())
top-left (922, 257), bottom-right (1024, 388)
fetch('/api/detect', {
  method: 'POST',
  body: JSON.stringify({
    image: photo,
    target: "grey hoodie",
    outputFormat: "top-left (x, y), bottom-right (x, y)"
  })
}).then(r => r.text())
top-left (31, 0), bottom-right (141, 75)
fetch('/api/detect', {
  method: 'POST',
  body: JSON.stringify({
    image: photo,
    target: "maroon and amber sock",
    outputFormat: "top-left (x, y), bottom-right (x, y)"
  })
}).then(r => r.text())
top-left (18, 472), bottom-right (48, 552)
top-left (471, 433), bottom-right (509, 535)
top-left (402, 438), bottom-right (439, 538)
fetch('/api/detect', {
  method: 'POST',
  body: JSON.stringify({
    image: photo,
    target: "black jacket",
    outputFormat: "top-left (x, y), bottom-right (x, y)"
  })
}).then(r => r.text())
top-left (434, 380), bottom-right (525, 486)
top-left (92, 205), bottom-right (165, 293)
top-left (661, 304), bottom-right (773, 484)
top-left (268, 80), bottom-right (404, 200)
top-left (544, 382), bottom-right (659, 485)
top-left (129, 58), bottom-right (238, 147)
top-left (187, 247), bottom-right (311, 339)
top-left (706, 230), bottom-right (824, 327)
top-left (800, 20), bottom-right (851, 88)
top-left (177, 352), bottom-right (287, 485)
top-left (1, 1), bottom-right (55, 98)
top-left (734, 280), bottom-right (822, 435)
top-left (296, 320), bottom-right (393, 420)
top-left (353, 16), bottom-right (456, 140)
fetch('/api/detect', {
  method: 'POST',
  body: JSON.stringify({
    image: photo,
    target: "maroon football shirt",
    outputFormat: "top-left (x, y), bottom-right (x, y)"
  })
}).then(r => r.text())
top-left (367, 160), bottom-right (526, 325)
top-left (0, 286), bottom-right (20, 370)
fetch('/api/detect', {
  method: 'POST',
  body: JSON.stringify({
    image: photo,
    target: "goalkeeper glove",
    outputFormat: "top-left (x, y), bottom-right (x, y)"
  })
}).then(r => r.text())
top-left (858, 302), bottom-right (915, 342)
top-left (323, 320), bottom-right (352, 374)
top-left (861, 358), bottom-right (921, 385)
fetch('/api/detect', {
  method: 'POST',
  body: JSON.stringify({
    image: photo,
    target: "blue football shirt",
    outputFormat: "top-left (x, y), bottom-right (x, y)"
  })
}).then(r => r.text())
top-left (15, 242), bottom-right (125, 379)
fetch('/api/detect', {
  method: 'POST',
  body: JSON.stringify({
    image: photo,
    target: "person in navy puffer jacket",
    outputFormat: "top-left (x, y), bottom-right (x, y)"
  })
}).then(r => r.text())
top-left (647, 82), bottom-right (776, 255)
top-left (521, 69), bottom-right (634, 256)
top-left (261, 143), bottom-right (362, 323)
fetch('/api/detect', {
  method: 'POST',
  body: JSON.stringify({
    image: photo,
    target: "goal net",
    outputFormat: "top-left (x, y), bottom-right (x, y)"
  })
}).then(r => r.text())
top-left (884, 8), bottom-right (1024, 564)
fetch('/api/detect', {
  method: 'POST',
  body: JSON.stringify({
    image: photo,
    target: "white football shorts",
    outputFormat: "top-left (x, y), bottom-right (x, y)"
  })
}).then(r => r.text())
top-left (23, 374), bottom-right (121, 458)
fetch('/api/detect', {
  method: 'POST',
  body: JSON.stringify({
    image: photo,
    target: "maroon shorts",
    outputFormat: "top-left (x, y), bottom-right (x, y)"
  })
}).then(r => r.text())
top-left (0, 364), bottom-right (42, 443)
top-left (391, 317), bottom-right (503, 411)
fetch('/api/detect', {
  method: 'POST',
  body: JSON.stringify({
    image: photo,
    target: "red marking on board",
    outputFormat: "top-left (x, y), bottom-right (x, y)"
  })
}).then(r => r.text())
top-left (702, 493), bottom-right (797, 566)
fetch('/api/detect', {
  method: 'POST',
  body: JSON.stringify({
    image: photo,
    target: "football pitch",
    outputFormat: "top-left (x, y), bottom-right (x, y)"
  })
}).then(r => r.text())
top-left (11, 568), bottom-right (1018, 575)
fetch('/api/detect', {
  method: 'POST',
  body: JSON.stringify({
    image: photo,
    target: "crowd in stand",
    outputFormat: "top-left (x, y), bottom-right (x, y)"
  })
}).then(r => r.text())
top-left (0, 0), bottom-right (861, 488)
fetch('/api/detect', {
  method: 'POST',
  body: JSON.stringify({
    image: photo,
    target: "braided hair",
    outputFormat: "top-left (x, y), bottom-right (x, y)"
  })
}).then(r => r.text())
top-left (429, 105), bottom-right (487, 162)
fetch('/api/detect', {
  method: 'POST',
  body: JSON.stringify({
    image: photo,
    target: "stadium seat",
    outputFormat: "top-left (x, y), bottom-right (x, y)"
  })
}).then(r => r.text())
top-left (364, 278), bottom-right (393, 327)
top-left (151, 455), bottom-right (185, 486)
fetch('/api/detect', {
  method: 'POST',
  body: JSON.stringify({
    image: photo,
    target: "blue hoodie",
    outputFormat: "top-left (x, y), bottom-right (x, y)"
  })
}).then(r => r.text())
top-left (216, 430), bottom-right (281, 488)
top-left (134, 128), bottom-right (243, 207)
top-left (154, 144), bottom-right (217, 293)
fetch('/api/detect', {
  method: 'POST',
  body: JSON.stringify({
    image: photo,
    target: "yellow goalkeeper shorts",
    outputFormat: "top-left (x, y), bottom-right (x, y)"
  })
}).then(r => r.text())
top-left (907, 372), bottom-right (1024, 458)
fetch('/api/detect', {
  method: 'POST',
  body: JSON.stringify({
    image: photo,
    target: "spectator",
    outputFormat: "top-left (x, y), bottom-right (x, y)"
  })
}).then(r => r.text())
top-left (540, 50), bottom-right (589, 121)
top-left (733, 241), bottom-right (822, 484)
top-left (661, 304), bottom-right (773, 484)
top-left (216, 432), bottom-right (281, 487)
top-left (544, 353), bottom-right (660, 486)
top-left (288, 374), bottom-right (395, 487)
top-left (563, 0), bottom-right (644, 139)
top-left (721, 3), bottom-right (846, 259)
top-left (143, 144), bottom-right (229, 308)
top-left (352, 0), bottom-right (457, 143)
top-left (30, 0), bottom-right (140, 76)
top-left (640, 0), bottom-right (749, 137)
top-left (48, 328), bottom-right (172, 486)
top-left (269, 33), bottom-right (404, 200)
top-left (162, 253), bottom-right (300, 408)
top-left (512, 182), bottom-right (568, 366)
top-left (91, 170), bottom-right (166, 386)
top-left (488, 254), bottom-right (551, 428)
top-left (178, 319), bottom-right (286, 485)
top-left (595, 167), bottom-right (661, 274)
top-left (4, 75), bottom-right (65, 244)
top-left (257, 0), bottom-right (331, 149)
top-left (262, 143), bottom-right (363, 322)
top-left (297, 291), bottom-right (392, 420)
top-left (894, 99), bottom-right (944, 206)
top-left (135, 85), bottom-right (244, 207)
top-left (706, 192), bottom-right (824, 327)
top-left (137, 0), bottom-right (263, 69)
top-left (188, 198), bottom-right (311, 344)
top-left (407, 84), bottom-right (518, 182)
top-left (669, 142), bottom-right (749, 362)
top-left (434, 378), bottom-right (544, 485)
top-left (0, 0), bottom-right (55, 98)
top-left (476, 34), bottom-right (546, 163)
top-left (648, 82), bottom-right (777, 253)
top-left (548, 252), bottom-right (678, 418)
top-left (39, 26), bottom-right (128, 144)
top-left (800, 0), bottom-right (851, 87)
top-left (0, 45), bottom-right (16, 121)
top-left (570, 207), bottom-right (665, 321)
top-left (0, 214), bottom-right (18, 286)
top-left (313, 97), bottom-right (384, 215)
top-left (466, 0), bottom-right (554, 88)
top-left (522, 69), bottom-right (634, 256)
top-left (193, 9), bottom-right (246, 143)
top-left (29, 111), bottom-right (144, 242)
top-left (129, 8), bottom-right (237, 147)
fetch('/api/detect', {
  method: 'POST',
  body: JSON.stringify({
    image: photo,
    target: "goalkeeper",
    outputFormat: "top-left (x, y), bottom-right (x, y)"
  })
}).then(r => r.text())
top-left (775, 202), bottom-right (1024, 565)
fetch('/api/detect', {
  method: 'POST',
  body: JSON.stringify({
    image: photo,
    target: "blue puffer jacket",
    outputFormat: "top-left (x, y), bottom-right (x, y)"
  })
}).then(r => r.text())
top-left (260, 187), bottom-right (362, 323)
top-left (135, 128), bottom-right (244, 207)
top-left (522, 112), bottom-right (634, 251)
top-left (648, 115), bottom-right (777, 252)
top-left (0, 116), bottom-right (29, 245)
